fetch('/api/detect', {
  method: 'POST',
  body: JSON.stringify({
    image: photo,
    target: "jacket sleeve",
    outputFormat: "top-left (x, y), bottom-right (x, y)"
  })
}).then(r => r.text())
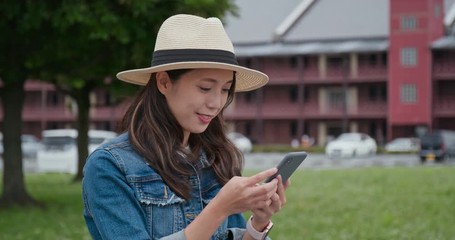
top-left (226, 214), bottom-right (272, 240)
top-left (83, 149), bottom-right (152, 240)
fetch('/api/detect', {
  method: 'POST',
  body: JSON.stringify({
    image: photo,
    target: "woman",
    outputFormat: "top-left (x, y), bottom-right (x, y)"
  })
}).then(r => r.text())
top-left (82, 14), bottom-right (287, 240)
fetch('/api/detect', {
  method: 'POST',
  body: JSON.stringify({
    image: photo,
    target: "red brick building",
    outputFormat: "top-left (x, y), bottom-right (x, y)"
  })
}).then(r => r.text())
top-left (223, 0), bottom-right (455, 145)
top-left (1, 0), bottom-right (454, 146)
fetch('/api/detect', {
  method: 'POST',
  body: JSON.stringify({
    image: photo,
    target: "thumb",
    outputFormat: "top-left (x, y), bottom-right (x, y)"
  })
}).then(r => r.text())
top-left (246, 168), bottom-right (278, 186)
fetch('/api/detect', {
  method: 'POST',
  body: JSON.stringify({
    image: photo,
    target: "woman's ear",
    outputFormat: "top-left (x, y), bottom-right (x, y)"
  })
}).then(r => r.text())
top-left (156, 71), bottom-right (171, 95)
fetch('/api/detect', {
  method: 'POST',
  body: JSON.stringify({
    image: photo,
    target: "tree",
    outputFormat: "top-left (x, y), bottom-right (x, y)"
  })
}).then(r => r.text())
top-left (0, 2), bottom-right (50, 208)
top-left (0, 0), bottom-right (237, 208)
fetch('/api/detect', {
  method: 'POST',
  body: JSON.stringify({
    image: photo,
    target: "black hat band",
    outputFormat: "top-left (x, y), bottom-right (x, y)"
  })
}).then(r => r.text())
top-left (151, 49), bottom-right (239, 67)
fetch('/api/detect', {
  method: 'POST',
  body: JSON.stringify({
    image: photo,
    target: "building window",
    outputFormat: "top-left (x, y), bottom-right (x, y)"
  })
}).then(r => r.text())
top-left (47, 92), bottom-right (60, 106)
top-left (245, 91), bottom-right (254, 103)
top-left (243, 59), bottom-right (252, 68)
top-left (401, 16), bottom-right (417, 30)
top-left (290, 86), bottom-right (298, 102)
top-left (302, 56), bottom-right (311, 69)
top-left (400, 84), bottom-right (417, 103)
top-left (104, 92), bottom-right (112, 106)
top-left (368, 85), bottom-right (387, 101)
top-left (245, 122), bottom-right (252, 137)
top-left (290, 120), bottom-right (297, 137)
top-left (290, 57), bottom-right (298, 68)
top-left (328, 88), bottom-right (345, 108)
top-left (327, 56), bottom-right (344, 68)
top-left (303, 86), bottom-right (310, 102)
top-left (400, 48), bottom-right (417, 66)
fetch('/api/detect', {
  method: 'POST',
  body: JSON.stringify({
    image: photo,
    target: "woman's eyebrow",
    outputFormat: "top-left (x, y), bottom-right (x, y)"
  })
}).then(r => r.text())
top-left (200, 78), bottom-right (234, 84)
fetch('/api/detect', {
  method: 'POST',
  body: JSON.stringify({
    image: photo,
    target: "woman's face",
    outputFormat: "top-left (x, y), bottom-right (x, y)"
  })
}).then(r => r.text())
top-left (156, 68), bottom-right (234, 143)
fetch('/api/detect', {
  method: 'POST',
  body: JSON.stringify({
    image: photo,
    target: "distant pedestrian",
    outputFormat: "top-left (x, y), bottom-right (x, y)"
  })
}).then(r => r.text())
top-left (291, 137), bottom-right (300, 148)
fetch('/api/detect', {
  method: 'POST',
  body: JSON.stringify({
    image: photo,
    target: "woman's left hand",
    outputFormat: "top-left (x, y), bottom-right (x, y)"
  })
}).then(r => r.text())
top-left (250, 175), bottom-right (290, 228)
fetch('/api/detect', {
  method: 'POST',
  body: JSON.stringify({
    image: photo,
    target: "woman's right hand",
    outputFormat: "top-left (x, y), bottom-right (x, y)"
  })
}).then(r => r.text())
top-left (212, 168), bottom-right (279, 217)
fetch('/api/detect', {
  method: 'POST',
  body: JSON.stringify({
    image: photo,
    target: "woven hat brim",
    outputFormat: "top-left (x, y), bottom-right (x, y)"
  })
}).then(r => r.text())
top-left (116, 62), bottom-right (269, 92)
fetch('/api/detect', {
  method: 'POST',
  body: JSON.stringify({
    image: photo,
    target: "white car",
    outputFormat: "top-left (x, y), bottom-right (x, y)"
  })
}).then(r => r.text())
top-left (21, 134), bottom-right (43, 158)
top-left (325, 133), bottom-right (377, 158)
top-left (385, 138), bottom-right (420, 153)
top-left (227, 132), bottom-right (253, 153)
top-left (37, 129), bottom-right (117, 174)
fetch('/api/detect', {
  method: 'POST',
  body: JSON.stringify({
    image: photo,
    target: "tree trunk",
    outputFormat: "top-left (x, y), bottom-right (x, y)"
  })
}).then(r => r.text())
top-left (72, 88), bottom-right (91, 182)
top-left (0, 80), bottom-right (42, 208)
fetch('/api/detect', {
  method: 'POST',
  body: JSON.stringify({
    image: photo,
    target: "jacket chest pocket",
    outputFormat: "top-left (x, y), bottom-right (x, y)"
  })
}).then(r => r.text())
top-left (128, 175), bottom-right (186, 239)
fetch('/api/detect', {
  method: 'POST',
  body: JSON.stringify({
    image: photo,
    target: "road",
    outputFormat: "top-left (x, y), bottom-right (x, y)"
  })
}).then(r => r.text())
top-left (243, 152), bottom-right (454, 170)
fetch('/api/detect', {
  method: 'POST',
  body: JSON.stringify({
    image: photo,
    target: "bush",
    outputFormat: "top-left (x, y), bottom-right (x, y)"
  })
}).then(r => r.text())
top-left (252, 144), bottom-right (325, 153)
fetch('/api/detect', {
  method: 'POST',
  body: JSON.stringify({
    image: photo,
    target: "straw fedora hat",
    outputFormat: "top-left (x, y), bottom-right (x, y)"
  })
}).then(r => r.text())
top-left (116, 14), bottom-right (268, 92)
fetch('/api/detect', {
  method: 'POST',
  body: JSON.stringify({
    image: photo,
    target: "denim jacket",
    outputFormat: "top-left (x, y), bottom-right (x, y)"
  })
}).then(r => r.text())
top-left (82, 133), bottom-right (248, 240)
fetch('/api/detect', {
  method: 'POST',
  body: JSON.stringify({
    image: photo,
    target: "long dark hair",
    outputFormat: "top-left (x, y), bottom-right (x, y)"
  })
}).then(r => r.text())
top-left (121, 69), bottom-right (243, 200)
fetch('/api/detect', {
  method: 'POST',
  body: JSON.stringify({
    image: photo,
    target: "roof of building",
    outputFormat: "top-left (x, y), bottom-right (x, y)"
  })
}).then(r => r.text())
top-left (445, 0), bottom-right (455, 32)
top-left (282, 0), bottom-right (389, 43)
top-left (432, 35), bottom-right (455, 49)
top-left (434, 0), bottom-right (455, 48)
top-left (224, 0), bottom-right (303, 45)
top-left (234, 39), bottom-right (388, 57)
top-left (225, 0), bottom-right (389, 45)
top-left (225, 0), bottom-right (455, 55)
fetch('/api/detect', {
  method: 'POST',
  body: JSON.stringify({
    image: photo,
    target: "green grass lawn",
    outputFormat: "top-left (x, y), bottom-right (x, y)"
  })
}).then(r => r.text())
top-left (1, 166), bottom-right (454, 239)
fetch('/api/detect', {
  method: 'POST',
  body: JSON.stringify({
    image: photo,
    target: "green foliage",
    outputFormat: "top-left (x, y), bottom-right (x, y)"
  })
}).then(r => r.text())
top-left (253, 144), bottom-right (326, 153)
top-left (1, 0), bottom-right (238, 91)
top-left (1, 167), bottom-right (454, 239)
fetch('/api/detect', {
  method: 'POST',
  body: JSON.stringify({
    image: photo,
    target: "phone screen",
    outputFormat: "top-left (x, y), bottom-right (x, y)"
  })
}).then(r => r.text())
top-left (264, 151), bottom-right (307, 183)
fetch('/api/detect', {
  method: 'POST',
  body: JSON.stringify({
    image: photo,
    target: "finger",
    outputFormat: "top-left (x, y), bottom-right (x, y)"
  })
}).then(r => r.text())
top-left (276, 175), bottom-right (287, 204)
top-left (270, 193), bottom-right (282, 212)
top-left (246, 168), bottom-right (278, 186)
top-left (249, 181), bottom-right (278, 202)
top-left (253, 199), bottom-right (272, 209)
top-left (283, 178), bottom-right (291, 190)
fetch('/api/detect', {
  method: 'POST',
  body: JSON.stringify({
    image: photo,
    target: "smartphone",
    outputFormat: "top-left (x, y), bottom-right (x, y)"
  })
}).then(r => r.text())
top-left (264, 151), bottom-right (307, 183)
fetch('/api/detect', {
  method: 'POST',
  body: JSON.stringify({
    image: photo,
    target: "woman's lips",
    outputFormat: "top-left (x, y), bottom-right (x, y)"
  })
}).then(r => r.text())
top-left (197, 113), bottom-right (213, 124)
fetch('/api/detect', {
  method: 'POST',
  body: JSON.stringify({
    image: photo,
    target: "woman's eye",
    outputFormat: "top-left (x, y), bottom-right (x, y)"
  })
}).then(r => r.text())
top-left (222, 88), bottom-right (230, 93)
top-left (199, 87), bottom-right (210, 92)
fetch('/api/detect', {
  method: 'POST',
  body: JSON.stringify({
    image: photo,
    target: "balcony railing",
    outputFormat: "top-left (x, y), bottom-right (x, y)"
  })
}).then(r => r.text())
top-left (265, 65), bottom-right (388, 84)
top-left (24, 80), bottom-right (55, 91)
top-left (225, 101), bottom-right (387, 120)
top-left (356, 102), bottom-right (387, 117)
top-left (356, 64), bottom-right (388, 81)
top-left (433, 60), bottom-right (455, 79)
top-left (262, 67), bottom-right (300, 84)
top-left (260, 103), bottom-right (300, 119)
top-left (22, 105), bottom-right (75, 121)
top-left (434, 97), bottom-right (455, 116)
top-left (225, 103), bottom-right (260, 119)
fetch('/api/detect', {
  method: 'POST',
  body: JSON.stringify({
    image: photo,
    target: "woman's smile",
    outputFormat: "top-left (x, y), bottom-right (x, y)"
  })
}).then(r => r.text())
top-left (197, 113), bottom-right (214, 124)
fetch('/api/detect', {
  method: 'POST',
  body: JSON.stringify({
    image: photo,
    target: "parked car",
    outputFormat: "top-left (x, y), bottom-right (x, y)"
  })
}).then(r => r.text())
top-left (21, 134), bottom-right (43, 158)
top-left (325, 133), bottom-right (377, 158)
top-left (385, 137), bottom-right (420, 153)
top-left (37, 129), bottom-right (117, 174)
top-left (419, 130), bottom-right (455, 163)
top-left (0, 133), bottom-right (43, 158)
top-left (227, 132), bottom-right (253, 153)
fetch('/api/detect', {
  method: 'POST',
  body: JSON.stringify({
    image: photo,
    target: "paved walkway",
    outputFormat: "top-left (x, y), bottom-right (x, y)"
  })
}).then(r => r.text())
top-left (243, 153), bottom-right (453, 170)
top-left (1, 153), bottom-right (453, 173)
